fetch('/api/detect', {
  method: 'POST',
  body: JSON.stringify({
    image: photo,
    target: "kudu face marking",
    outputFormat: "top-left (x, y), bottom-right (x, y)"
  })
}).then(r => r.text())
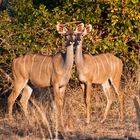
top-left (57, 25), bottom-right (75, 47)
top-left (74, 23), bottom-right (92, 46)
top-left (65, 30), bottom-right (75, 45)
top-left (74, 33), bottom-right (83, 47)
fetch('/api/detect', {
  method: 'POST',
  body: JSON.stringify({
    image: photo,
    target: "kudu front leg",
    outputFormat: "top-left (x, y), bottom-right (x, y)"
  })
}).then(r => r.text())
top-left (59, 86), bottom-right (66, 132)
top-left (80, 83), bottom-right (86, 100)
top-left (85, 82), bottom-right (92, 124)
top-left (54, 85), bottom-right (66, 139)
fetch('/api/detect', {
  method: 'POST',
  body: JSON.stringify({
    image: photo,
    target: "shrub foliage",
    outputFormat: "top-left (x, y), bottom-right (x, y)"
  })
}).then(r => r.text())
top-left (0, 0), bottom-right (139, 73)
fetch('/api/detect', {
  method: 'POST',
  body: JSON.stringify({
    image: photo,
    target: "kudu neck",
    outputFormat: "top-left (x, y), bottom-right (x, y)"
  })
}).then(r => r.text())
top-left (64, 43), bottom-right (74, 71)
top-left (75, 41), bottom-right (84, 68)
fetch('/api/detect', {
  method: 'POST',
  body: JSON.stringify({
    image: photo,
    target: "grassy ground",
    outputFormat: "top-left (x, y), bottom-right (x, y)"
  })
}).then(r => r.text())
top-left (0, 72), bottom-right (139, 139)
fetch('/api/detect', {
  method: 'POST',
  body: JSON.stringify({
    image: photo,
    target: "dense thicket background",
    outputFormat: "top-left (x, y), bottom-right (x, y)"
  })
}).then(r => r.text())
top-left (0, 0), bottom-right (139, 76)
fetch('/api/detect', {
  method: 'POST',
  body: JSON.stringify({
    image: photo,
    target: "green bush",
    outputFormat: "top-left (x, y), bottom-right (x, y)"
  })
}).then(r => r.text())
top-left (0, 0), bottom-right (139, 74)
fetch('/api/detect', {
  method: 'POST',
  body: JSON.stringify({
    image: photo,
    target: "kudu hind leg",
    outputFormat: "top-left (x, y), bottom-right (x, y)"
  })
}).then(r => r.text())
top-left (81, 82), bottom-right (92, 123)
top-left (7, 79), bottom-right (28, 116)
top-left (111, 78), bottom-right (124, 121)
top-left (19, 85), bottom-right (32, 116)
top-left (101, 80), bottom-right (113, 123)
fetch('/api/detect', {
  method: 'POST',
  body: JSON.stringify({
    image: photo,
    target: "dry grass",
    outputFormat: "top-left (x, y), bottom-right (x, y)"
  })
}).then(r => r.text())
top-left (0, 71), bottom-right (140, 139)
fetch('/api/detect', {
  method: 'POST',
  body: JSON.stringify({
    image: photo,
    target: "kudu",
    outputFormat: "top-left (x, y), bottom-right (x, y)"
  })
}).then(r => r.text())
top-left (7, 23), bottom-right (76, 138)
top-left (74, 23), bottom-right (124, 123)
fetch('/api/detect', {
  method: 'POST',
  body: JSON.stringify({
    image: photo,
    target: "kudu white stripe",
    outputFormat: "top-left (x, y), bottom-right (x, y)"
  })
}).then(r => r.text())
top-left (98, 56), bottom-right (106, 74)
top-left (31, 54), bottom-right (36, 74)
top-left (45, 58), bottom-right (51, 76)
top-left (94, 57), bottom-right (99, 80)
top-left (24, 55), bottom-right (27, 76)
top-left (103, 54), bottom-right (110, 67)
top-left (39, 56), bottom-right (47, 81)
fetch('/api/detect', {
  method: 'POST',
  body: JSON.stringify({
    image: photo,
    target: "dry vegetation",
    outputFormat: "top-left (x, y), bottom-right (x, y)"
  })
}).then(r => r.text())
top-left (0, 67), bottom-right (139, 140)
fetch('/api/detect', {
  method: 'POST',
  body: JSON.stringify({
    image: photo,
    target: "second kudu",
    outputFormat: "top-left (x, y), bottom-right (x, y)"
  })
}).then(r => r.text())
top-left (74, 23), bottom-right (124, 123)
top-left (7, 23), bottom-right (77, 138)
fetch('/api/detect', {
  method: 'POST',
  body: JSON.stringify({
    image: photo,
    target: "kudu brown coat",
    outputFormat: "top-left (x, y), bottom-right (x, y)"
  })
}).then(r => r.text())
top-left (7, 23), bottom-right (76, 138)
top-left (74, 23), bottom-right (124, 123)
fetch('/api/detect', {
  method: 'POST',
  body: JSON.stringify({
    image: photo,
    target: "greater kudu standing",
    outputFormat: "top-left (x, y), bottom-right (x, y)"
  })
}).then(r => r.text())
top-left (74, 23), bottom-right (124, 123)
top-left (7, 23), bottom-right (75, 138)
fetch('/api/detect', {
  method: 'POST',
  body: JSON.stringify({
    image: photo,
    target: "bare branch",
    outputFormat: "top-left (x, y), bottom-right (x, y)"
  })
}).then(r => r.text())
top-left (60, 21), bottom-right (82, 26)
top-left (133, 96), bottom-right (140, 130)
top-left (0, 68), bottom-right (13, 95)
top-left (30, 99), bottom-right (53, 139)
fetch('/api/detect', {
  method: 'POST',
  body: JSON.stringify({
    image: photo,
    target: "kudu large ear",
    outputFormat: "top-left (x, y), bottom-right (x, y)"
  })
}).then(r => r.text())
top-left (75, 23), bottom-right (85, 33)
top-left (56, 23), bottom-right (69, 34)
top-left (83, 24), bottom-right (92, 35)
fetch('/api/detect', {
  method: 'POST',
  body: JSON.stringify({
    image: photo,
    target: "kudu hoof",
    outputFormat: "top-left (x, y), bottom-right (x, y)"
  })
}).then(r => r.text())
top-left (5, 113), bottom-right (14, 120)
top-left (86, 119), bottom-right (90, 124)
top-left (100, 118), bottom-right (106, 123)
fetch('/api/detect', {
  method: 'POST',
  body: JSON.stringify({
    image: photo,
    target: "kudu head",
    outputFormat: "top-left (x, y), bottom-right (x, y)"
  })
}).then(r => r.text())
top-left (57, 23), bottom-right (76, 46)
top-left (74, 23), bottom-right (92, 47)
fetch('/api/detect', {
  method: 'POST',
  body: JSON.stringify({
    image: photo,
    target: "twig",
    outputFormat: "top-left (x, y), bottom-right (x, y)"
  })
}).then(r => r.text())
top-left (30, 99), bottom-right (53, 139)
top-left (0, 68), bottom-right (13, 95)
top-left (0, 28), bottom-right (49, 46)
top-left (132, 96), bottom-right (140, 130)
top-left (58, 21), bottom-right (82, 26)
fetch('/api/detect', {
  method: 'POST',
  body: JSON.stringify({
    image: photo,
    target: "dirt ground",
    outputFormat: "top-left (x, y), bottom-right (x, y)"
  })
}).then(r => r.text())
top-left (0, 77), bottom-right (139, 140)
